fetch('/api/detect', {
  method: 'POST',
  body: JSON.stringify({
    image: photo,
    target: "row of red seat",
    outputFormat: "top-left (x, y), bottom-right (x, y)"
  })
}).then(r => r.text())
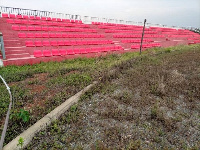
top-left (121, 39), bottom-right (153, 43)
top-left (113, 34), bottom-right (165, 38)
top-left (131, 43), bottom-right (161, 49)
top-left (33, 46), bottom-right (123, 57)
top-left (2, 13), bottom-right (82, 23)
top-left (98, 25), bottom-right (144, 30)
top-left (12, 25), bottom-right (96, 32)
top-left (25, 40), bottom-right (114, 47)
top-left (105, 30), bottom-right (157, 34)
top-left (7, 19), bottom-right (88, 27)
top-left (18, 32), bottom-right (105, 38)
top-left (168, 35), bottom-right (194, 38)
top-left (92, 22), bottom-right (143, 28)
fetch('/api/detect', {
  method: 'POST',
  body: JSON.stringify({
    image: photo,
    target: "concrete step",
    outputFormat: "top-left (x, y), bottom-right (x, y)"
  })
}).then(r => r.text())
top-left (4, 53), bottom-right (31, 59)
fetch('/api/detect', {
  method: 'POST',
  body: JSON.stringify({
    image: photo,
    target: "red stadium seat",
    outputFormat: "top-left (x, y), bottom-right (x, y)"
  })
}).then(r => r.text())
top-left (57, 18), bottom-right (62, 22)
top-left (28, 26), bottom-right (35, 31)
top-left (35, 21), bottom-right (41, 25)
top-left (58, 40), bottom-right (64, 46)
top-left (18, 33), bottom-right (26, 38)
top-left (21, 20), bottom-right (28, 24)
top-left (66, 49), bottom-right (75, 55)
top-left (35, 33), bottom-right (42, 38)
top-left (43, 50), bottom-right (52, 57)
top-left (34, 50), bottom-right (43, 57)
top-left (50, 41), bottom-right (58, 46)
top-left (49, 33), bottom-right (56, 38)
top-left (35, 41), bottom-right (43, 47)
top-left (16, 15), bottom-right (23, 19)
top-left (42, 33), bottom-right (49, 38)
top-left (52, 49), bottom-right (61, 56)
top-left (46, 17), bottom-right (52, 21)
top-left (64, 40), bottom-right (71, 46)
top-left (47, 22), bottom-right (53, 26)
top-left (23, 15), bottom-right (29, 19)
top-left (28, 20), bottom-right (35, 25)
top-left (41, 17), bottom-right (47, 21)
top-left (12, 25), bottom-right (20, 30)
top-left (29, 16), bottom-right (35, 20)
top-left (52, 18), bottom-right (57, 21)
top-left (10, 14), bottom-right (16, 18)
top-left (42, 26), bottom-right (49, 31)
top-left (35, 16), bottom-right (41, 20)
top-left (56, 33), bottom-right (62, 38)
top-left (35, 26), bottom-right (42, 31)
top-left (59, 49), bottom-right (67, 56)
top-left (80, 48), bottom-right (87, 54)
top-left (7, 19), bottom-right (14, 24)
top-left (2, 13), bottom-right (9, 18)
top-left (48, 27), bottom-right (54, 31)
top-left (20, 26), bottom-right (28, 31)
top-left (25, 41), bottom-right (35, 47)
top-left (43, 40), bottom-right (50, 46)
top-left (27, 33), bottom-right (35, 38)
top-left (14, 19), bottom-right (21, 24)
top-left (74, 48), bottom-right (80, 54)
top-left (41, 21), bottom-right (47, 26)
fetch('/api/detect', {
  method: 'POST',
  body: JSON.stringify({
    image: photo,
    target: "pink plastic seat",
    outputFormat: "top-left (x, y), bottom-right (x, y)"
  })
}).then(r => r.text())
top-left (49, 33), bottom-right (56, 38)
top-left (58, 40), bottom-right (64, 46)
top-left (35, 41), bottom-right (43, 47)
top-left (80, 48), bottom-right (88, 54)
top-left (10, 14), bottom-right (16, 18)
top-left (90, 47), bottom-right (98, 53)
top-left (48, 27), bottom-right (54, 31)
top-left (52, 18), bottom-right (57, 21)
top-left (43, 50), bottom-right (52, 57)
top-left (42, 33), bottom-right (49, 38)
top-left (46, 17), bottom-right (52, 21)
top-left (2, 13), bottom-right (9, 18)
top-left (41, 17), bottom-right (47, 21)
top-left (59, 49), bottom-right (66, 55)
top-left (35, 33), bottom-right (42, 38)
top-left (29, 16), bottom-right (35, 20)
top-left (35, 26), bottom-right (42, 31)
top-left (27, 33), bottom-right (35, 38)
top-left (42, 26), bottom-right (48, 31)
top-left (66, 49), bottom-right (75, 55)
top-left (74, 48), bottom-right (80, 54)
top-left (52, 49), bottom-right (61, 56)
top-left (34, 21), bottom-right (41, 25)
top-left (56, 33), bottom-right (62, 38)
top-left (25, 41), bottom-right (35, 47)
top-left (18, 33), bottom-right (26, 38)
top-left (21, 20), bottom-right (28, 24)
top-left (28, 26), bottom-right (35, 31)
top-left (34, 50), bottom-right (43, 57)
top-left (64, 40), bottom-right (71, 46)
top-left (7, 19), bottom-right (14, 24)
top-left (12, 25), bottom-right (20, 30)
top-left (28, 20), bottom-right (35, 25)
top-left (14, 19), bottom-right (21, 24)
top-left (20, 25), bottom-right (28, 31)
top-left (16, 15), bottom-right (23, 19)
top-left (23, 15), bottom-right (29, 19)
top-left (41, 21), bottom-right (47, 26)
top-left (43, 40), bottom-right (50, 46)
top-left (57, 18), bottom-right (62, 22)
top-left (35, 16), bottom-right (41, 20)
top-left (50, 41), bottom-right (58, 46)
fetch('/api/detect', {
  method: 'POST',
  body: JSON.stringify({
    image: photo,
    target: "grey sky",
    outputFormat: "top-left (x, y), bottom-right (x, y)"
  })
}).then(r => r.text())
top-left (1, 0), bottom-right (200, 28)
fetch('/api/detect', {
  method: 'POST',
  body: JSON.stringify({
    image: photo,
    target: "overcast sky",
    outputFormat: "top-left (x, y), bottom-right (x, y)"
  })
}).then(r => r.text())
top-left (1, 0), bottom-right (200, 28)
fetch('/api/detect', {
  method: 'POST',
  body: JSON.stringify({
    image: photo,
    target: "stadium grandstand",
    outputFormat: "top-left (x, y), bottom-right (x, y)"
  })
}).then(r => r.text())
top-left (0, 6), bottom-right (200, 66)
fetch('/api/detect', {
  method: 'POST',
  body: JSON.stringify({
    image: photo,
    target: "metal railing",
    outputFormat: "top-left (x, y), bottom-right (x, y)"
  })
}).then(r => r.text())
top-left (0, 5), bottom-right (187, 29)
top-left (0, 32), bottom-right (6, 60)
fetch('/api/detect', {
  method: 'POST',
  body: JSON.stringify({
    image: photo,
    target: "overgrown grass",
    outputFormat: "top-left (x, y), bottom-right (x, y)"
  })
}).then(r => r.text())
top-left (0, 44), bottom-right (200, 147)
